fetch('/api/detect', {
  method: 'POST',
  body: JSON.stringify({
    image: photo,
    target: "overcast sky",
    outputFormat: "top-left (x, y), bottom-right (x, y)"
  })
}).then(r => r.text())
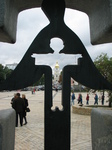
top-left (0, 8), bottom-right (112, 70)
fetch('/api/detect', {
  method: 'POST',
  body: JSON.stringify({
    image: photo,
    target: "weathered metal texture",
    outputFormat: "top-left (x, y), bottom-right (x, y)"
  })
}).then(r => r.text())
top-left (0, 109), bottom-right (15, 150)
top-left (91, 109), bottom-right (112, 150)
top-left (0, 0), bottom-right (112, 44)
top-left (0, 0), bottom-right (112, 150)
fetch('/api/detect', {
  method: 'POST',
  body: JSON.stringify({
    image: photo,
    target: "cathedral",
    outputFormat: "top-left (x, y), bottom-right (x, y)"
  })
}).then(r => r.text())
top-left (53, 62), bottom-right (79, 89)
top-left (53, 62), bottom-right (60, 84)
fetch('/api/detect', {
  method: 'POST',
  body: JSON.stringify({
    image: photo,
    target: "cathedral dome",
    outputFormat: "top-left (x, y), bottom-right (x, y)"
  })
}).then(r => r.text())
top-left (55, 62), bottom-right (59, 69)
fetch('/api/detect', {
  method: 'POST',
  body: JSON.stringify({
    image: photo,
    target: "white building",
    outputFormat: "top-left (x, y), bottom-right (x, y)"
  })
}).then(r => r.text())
top-left (53, 62), bottom-right (60, 84)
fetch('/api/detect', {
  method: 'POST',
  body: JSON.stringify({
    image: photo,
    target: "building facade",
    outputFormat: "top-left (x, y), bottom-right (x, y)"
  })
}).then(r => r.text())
top-left (53, 62), bottom-right (60, 84)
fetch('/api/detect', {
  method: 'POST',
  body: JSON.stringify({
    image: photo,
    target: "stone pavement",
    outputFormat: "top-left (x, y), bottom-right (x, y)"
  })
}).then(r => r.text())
top-left (0, 91), bottom-right (108, 150)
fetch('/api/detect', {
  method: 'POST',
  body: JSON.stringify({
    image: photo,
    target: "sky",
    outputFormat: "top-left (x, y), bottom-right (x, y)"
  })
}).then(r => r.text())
top-left (0, 8), bottom-right (112, 71)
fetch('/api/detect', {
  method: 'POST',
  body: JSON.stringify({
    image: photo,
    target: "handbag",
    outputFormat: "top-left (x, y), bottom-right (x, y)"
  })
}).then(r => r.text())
top-left (26, 107), bottom-right (30, 112)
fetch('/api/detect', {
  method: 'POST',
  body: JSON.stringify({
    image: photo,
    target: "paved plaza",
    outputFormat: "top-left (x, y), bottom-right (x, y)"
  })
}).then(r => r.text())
top-left (0, 91), bottom-right (109, 150)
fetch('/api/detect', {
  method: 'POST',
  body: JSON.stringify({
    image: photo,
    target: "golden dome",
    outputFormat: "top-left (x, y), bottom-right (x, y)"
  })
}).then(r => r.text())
top-left (55, 62), bottom-right (59, 69)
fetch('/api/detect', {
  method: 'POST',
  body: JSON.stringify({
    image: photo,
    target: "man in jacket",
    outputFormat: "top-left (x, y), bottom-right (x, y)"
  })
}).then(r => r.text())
top-left (12, 93), bottom-right (25, 127)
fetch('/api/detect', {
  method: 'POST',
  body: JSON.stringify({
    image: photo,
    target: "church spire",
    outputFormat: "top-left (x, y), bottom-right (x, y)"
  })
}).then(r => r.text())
top-left (55, 62), bottom-right (59, 69)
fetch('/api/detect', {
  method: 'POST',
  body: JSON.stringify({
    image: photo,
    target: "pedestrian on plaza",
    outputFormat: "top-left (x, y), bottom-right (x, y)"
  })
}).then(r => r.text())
top-left (71, 91), bottom-right (75, 105)
top-left (33, 89), bottom-right (35, 93)
top-left (22, 94), bottom-right (29, 125)
top-left (11, 93), bottom-right (16, 107)
top-left (78, 94), bottom-right (81, 104)
top-left (12, 93), bottom-right (25, 127)
top-left (101, 94), bottom-right (105, 105)
top-left (94, 94), bottom-right (98, 105)
top-left (86, 94), bottom-right (89, 105)
top-left (80, 93), bottom-right (83, 104)
top-left (78, 94), bottom-right (83, 104)
top-left (107, 93), bottom-right (112, 107)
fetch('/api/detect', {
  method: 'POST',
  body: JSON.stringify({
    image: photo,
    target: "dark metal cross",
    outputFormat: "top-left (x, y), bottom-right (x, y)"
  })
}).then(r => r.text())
top-left (0, 0), bottom-right (112, 150)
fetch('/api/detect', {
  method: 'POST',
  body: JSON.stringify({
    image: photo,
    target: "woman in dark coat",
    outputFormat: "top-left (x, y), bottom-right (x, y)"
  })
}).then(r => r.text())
top-left (22, 94), bottom-right (28, 125)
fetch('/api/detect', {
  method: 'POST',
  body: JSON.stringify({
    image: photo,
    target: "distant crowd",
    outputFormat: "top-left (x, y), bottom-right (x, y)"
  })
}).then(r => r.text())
top-left (71, 92), bottom-right (105, 106)
top-left (11, 93), bottom-right (29, 127)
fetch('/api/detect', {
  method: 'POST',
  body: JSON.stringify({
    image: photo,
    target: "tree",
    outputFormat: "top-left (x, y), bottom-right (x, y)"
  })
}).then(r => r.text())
top-left (0, 64), bottom-right (5, 83)
top-left (94, 53), bottom-right (112, 83)
top-left (94, 53), bottom-right (112, 106)
top-left (0, 64), bottom-right (13, 83)
top-left (4, 66), bottom-right (12, 79)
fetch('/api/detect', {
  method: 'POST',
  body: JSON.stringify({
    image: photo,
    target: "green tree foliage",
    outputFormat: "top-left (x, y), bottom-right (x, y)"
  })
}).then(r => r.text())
top-left (94, 53), bottom-right (112, 83)
top-left (4, 66), bottom-right (13, 79)
top-left (0, 64), bottom-right (5, 83)
top-left (94, 53), bottom-right (112, 106)
top-left (0, 64), bottom-right (12, 83)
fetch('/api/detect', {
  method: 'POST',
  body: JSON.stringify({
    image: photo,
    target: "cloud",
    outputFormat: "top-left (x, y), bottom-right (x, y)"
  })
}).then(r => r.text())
top-left (87, 43), bottom-right (112, 61)
top-left (65, 8), bottom-right (90, 46)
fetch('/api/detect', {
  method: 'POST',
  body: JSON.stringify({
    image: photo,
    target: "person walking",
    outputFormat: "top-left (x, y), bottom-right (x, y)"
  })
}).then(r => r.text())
top-left (12, 93), bottom-right (25, 127)
top-left (71, 91), bottom-right (75, 105)
top-left (78, 94), bottom-right (83, 105)
top-left (94, 94), bottom-right (98, 105)
top-left (22, 94), bottom-right (29, 125)
top-left (33, 88), bottom-right (35, 94)
top-left (101, 94), bottom-right (105, 105)
top-left (86, 94), bottom-right (89, 105)
top-left (80, 94), bottom-right (83, 104)
top-left (78, 94), bottom-right (80, 104)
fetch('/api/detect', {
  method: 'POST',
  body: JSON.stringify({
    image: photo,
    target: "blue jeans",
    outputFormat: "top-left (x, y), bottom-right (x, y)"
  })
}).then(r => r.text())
top-left (72, 99), bottom-right (74, 105)
top-left (94, 99), bottom-right (98, 105)
top-left (86, 100), bottom-right (89, 105)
